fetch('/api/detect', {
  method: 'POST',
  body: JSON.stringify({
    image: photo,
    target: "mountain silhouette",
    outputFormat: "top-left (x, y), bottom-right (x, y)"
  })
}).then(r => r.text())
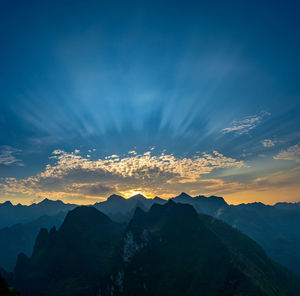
top-left (94, 194), bottom-right (166, 222)
top-left (170, 194), bottom-right (300, 275)
top-left (172, 192), bottom-right (228, 216)
top-left (104, 201), bottom-right (300, 295)
top-left (0, 212), bottom-right (65, 271)
top-left (0, 199), bottom-right (76, 228)
top-left (212, 202), bottom-right (300, 275)
top-left (1, 193), bottom-right (300, 276)
top-left (13, 206), bottom-right (125, 295)
top-left (10, 202), bottom-right (300, 295)
top-left (274, 202), bottom-right (300, 211)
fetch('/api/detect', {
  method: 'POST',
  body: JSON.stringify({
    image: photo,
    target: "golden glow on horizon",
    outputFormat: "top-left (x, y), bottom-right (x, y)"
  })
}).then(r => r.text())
top-left (1, 149), bottom-right (300, 206)
top-left (120, 189), bottom-right (155, 199)
top-left (3, 186), bottom-right (300, 206)
top-left (224, 184), bottom-right (300, 205)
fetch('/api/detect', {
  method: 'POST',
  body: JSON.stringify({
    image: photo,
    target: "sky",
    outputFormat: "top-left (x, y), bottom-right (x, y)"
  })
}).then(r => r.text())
top-left (0, 0), bottom-right (300, 205)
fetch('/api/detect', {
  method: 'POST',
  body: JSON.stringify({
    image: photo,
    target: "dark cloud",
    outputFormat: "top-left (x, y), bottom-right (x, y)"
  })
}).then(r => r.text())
top-left (71, 183), bottom-right (115, 196)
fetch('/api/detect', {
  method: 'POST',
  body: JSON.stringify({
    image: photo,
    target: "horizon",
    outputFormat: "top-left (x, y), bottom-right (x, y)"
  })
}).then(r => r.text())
top-left (1, 1), bottom-right (300, 206)
top-left (1, 191), bottom-right (298, 207)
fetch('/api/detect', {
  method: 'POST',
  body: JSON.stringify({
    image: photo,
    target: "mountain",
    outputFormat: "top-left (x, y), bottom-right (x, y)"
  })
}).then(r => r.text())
top-left (216, 202), bottom-right (300, 275)
top-left (173, 192), bottom-right (228, 216)
top-left (10, 202), bottom-right (300, 295)
top-left (172, 191), bottom-right (192, 202)
top-left (0, 212), bottom-right (65, 271)
top-left (274, 202), bottom-right (300, 212)
top-left (94, 194), bottom-right (166, 222)
top-left (171, 193), bottom-right (300, 275)
top-left (0, 199), bottom-right (77, 228)
top-left (12, 206), bottom-right (125, 296)
top-left (2, 193), bottom-right (300, 276)
top-left (104, 201), bottom-right (300, 296)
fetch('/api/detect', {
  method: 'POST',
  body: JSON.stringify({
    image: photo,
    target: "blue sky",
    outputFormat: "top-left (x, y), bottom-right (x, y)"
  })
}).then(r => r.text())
top-left (1, 0), bottom-right (300, 204)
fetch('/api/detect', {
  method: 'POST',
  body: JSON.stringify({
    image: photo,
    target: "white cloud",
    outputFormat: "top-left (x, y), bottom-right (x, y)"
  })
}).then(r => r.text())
top-left (2, 149), bottom-right (245, 199)
top-left (274, 143), bottom-right (300, 162)
top-left (222, 112), bottom-right (270, 135)
top-left (128, 150), bottom-right (137, 155)
top-left (0, 146), bottom-right (23, 166)
top-left (262, 139), bottom-right (276, 148)
top-left (41, 149), bottom-right (244, 181)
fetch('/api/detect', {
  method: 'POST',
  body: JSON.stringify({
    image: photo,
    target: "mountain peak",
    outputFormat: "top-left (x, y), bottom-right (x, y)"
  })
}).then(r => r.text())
top-left (179, 192), bottom-right (191, 197)
top-left (129, 194), bottom-right (146, 201)
top-left (64, 205), bottom-right (106, 219)
top-left (60, 206), bottom-right (112, 234)
top-left (194, 195), bottom-right (228, 206)
top-left (33, 228), bottom-right (49, 254)
top-left (39, 198), bottom-right (51, 204)
top-left (1, 201), bottom-right (13, 207)
top-left (107, 194), bottom-right (125, 202)
top-left (38, 198), bottom-right (64, 206)
top-left (173, 192), bottom-right (191, 200)
top-left (166, 199), bottom-right (176, 206)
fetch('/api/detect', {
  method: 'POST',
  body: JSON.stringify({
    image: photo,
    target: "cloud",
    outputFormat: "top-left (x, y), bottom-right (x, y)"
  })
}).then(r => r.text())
top-left (41, 149), bottom-right (245, 181)
top-left (2, 148), bottom-right (300, 205)
top-left (128, 150), bottom-right (137, 155)
top-left (105, 154), bottom-right (119, 159)
top-left (274, 143), bottom-right (300, 162)
top-left (0, 146), bottom-right (23, 166)
top-left (1, 149), bottom-right (245, 200)
top-left (252, 167), bottom-right (300, 188)
top-left (262, 139), bottom-right (276, 147)
top-left (66, 183), bottom-right (115, 196)
top-left (222, 111), bottom-right (270, 135)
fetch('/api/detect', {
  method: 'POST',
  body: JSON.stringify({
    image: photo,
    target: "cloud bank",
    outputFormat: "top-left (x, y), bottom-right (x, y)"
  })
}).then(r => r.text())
top-left (1, 149), bottom-right (245, 202)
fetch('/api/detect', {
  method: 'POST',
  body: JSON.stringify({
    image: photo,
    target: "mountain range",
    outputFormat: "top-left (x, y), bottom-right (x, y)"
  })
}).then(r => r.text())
top-left (0, 212), bottom-right (66, 271)
top-left (1, 193), bottom-right (300, 277)
top-left (7, 202), bottom-right (300, 295)
top-left (0, 199), bottom-right (76, 228)
top-left (172, 193), bottom-right (300, 275)
top-left (93, 194), bottom-right (166, 222)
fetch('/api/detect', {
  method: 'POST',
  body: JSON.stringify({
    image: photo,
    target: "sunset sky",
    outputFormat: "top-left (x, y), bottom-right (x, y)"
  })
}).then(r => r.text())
top-left (0, 0), bottom-right (300, 205)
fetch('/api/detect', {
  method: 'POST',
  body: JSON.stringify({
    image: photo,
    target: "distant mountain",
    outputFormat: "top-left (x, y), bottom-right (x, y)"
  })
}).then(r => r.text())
top-left (0, 199), bottom-right (77, 228)
top-left (10, 202), bottom-right (300, 295)
top-left (216, 202), bottom-right (300, 276)
top-left (274, 202), bottom-right (300, 212)
top-left (172, 191), bottom-right (191, 202)
top-left (0, 212), bottom-right (65, 271)
top-left (170, 193), bottom-right (300, 275)
top-left (94, 194), bottom-right (166, 222)
top-left (172, 192), bottom-right (228, 216)
top-left (2, 193), bottom-right (300, 276)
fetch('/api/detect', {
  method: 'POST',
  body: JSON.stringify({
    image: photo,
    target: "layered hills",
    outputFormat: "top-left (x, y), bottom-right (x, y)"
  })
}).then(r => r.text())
top-left (9, 202), bottom-right (300, 296)
top-left (1, 193), bottom-right (300, 276)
